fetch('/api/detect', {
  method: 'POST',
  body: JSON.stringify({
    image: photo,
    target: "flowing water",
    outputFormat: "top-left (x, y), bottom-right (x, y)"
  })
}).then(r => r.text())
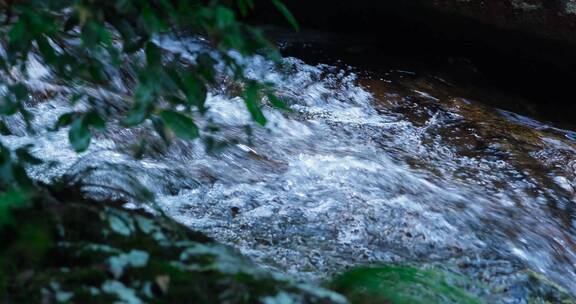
top-left (2, 34), bottom-right (576, 302)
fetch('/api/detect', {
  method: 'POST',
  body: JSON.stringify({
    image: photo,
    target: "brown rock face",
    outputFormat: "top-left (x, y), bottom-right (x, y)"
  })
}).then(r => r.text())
top-left (255, 0), bottom-right (576, 117)
top-left (259, 0), bottom-right (576, 46)
top-left (421, 0), bottom-right (576, 44)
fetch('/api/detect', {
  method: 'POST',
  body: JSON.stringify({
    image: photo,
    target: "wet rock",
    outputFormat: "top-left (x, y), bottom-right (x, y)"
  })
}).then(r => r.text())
top-left (260, 0), bottom-right (576, 46)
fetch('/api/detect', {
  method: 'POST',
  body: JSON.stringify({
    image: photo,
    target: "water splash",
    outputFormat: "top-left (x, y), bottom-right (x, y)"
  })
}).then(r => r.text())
top-left (2, 38), bottom-right (576, 301)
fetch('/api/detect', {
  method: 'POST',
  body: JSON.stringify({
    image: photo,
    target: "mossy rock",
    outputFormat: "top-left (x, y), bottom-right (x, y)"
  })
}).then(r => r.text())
top-left (1, 193), bottom-right (573, 303)
top-left (0, 198), bottom-right (345, 303)
top-left (329, 265), bottom-right (576, 304)
top-left (329, 266), bottom-right (481, 304)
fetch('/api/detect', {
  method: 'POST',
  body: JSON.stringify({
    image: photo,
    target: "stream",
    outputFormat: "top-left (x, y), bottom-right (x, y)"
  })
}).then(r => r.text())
top-left (2, 32), bottom-right (576, 302)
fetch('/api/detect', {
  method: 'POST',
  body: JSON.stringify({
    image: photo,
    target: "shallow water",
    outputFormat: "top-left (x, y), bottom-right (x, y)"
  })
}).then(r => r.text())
top-left (2, 36), bottom-right (576, 301)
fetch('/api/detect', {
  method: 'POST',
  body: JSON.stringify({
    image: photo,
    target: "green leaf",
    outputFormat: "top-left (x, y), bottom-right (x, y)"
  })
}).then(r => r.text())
top-left (0, 120), bottom-right (12, 135)
top-left (267, 93), bottom-right (289, 110)
top-left (215, 6), bottom-right (235, 29)
top-left (145, 42), bottom-right (162, 67)
top-left (69, 117), bottom-right (91, 152)
top-left (0, 145), bottom-right (15, 185)
top-left (0, 189), bottom-right (32, 226)
top-left (141, 3), bottom-right (166, 33)
top-left (131, 138), bottom-right (147, 159)
top-left (0, 97), bottom-right (18, 116)
top-left (270, 0), bottom-right (299, 31)
top-left (20, 107), bottom-right (35, 133)
top-left (70, 93), bottom-right (83, 105)
top-left (81, 22), bottom-right (100, 47)
top-left (197, 53), bottom-right (216, 83)
top-left (12, 164), bottom-right (35, 190)
top-left (36, 35), bottom-right (58, 64)
top-left (152, 116), bottom-right (171, 144)
top-left (52, 112), bottom-right (74, 130)
top-left (123, 102), bottom-right (149, 126)
top-left (0, 55), bottom-right (6, 71)
top-left (123, 36), bottom-right (148, 54)
top-left (159, 110), bottom-right (199, 140)
top-left (84, 111), bottom-right (105, 130)
top-left (115, 0), bottom-right (133, 13)
top-left (237, 0), bottom-right (249, 16)
top-left (8, 19), bottom-right (26, 43)
top-left (8, 20), bottom-right (30, 54)
top-left (166, 95), bottom-right (186, 106)
top-left (63, 14), bottom-right (79, 32)
top-left (181, 73), bottom-right (207, 111)
top-left (11, 83), bottom-right (28, 101)
top-left (244, 83), bottom-right (266, 126)
top-left (236, 0), bottom-right (255, 17)
top-left (123, 85), bottom-right (153, 126)
top-left (15, 146), bottom-right (43, 165)
top-left (81, 21), bottom-right (112, 47)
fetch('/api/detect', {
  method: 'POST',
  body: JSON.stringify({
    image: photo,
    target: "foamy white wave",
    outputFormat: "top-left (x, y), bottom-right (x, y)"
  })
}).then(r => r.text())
top-left (2, 36), bottom-right (576, 300)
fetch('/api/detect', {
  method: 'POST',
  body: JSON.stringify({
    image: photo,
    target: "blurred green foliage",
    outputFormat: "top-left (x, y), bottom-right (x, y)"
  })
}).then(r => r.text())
top-left (0, 0), bottom-right (297, 226)
top-left (0, 196), bottom-right (344, 303)
top-left (0, 1), bottom-right (298, 298)
top-left (330, 266), bottom-right (481, 304)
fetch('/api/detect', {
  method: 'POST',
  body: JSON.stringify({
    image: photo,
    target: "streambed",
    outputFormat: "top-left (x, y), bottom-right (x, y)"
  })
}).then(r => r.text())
top-left (2, 34), bottom-right (576, 302)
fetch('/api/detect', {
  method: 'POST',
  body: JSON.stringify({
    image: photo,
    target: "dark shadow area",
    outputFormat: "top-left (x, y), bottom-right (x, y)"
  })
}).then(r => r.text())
top-left (251, 1), bottom-right (576, 129)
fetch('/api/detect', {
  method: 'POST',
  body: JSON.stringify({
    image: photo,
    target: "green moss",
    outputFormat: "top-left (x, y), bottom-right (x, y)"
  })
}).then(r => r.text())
top-left (1, 195), bottom-right (573, 303)
top-left (58, 267), bottom-right (110, 286)
top-left (330, 266), bottom-right (481, 304)
top-left (525, 271), bottom-right (576, 304)
top-left (0, 198), bottom-right (344, 303)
